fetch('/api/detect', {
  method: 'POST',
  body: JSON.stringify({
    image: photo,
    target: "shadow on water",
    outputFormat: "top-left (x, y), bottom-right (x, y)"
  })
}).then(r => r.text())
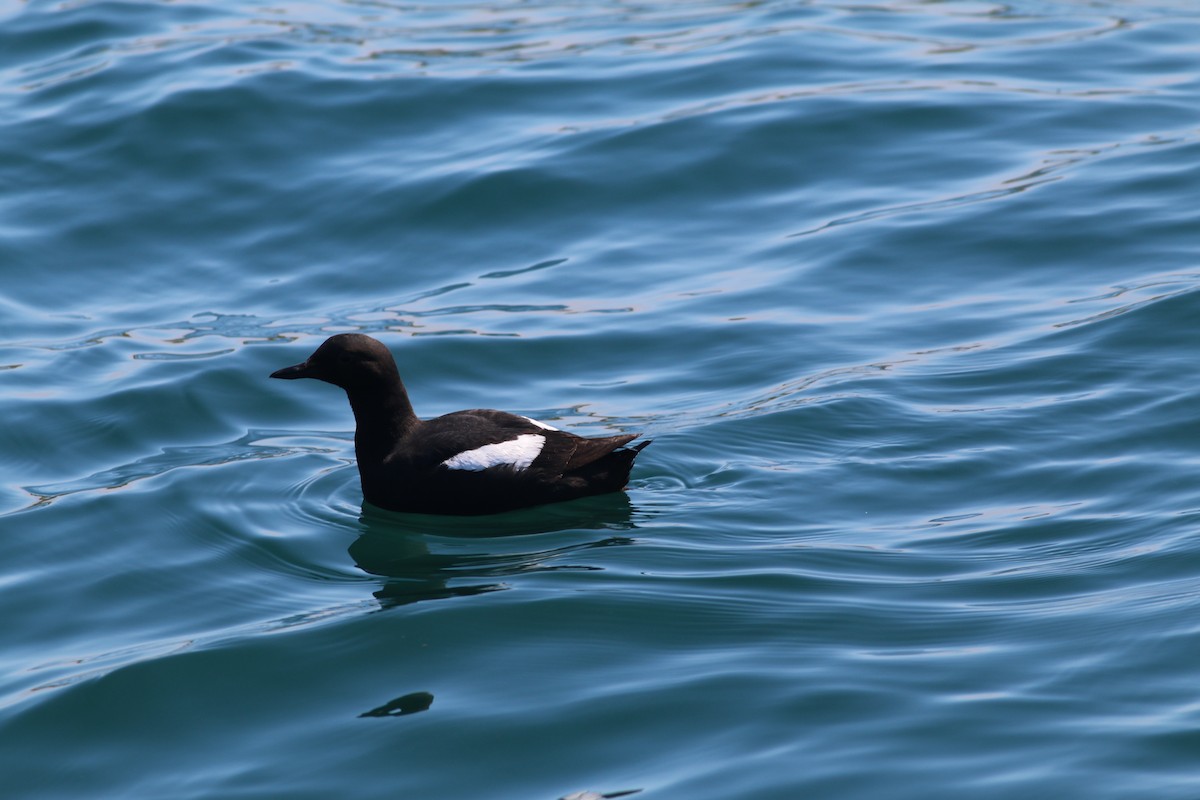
top-left (349, 491), bottom-right (639, 608)
top-left (359, 690), bottom-right (435, 718)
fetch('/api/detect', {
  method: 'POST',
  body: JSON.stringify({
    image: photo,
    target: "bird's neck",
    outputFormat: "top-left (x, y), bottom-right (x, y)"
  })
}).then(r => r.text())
top-left (345, 381), bottom-right (418, 466)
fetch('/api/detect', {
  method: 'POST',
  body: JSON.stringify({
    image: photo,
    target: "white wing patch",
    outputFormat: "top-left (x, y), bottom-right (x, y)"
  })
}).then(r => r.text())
top-left (520, 415), bottom-right (560, 431)
top-left (441, 434), bottom-right (546, 472)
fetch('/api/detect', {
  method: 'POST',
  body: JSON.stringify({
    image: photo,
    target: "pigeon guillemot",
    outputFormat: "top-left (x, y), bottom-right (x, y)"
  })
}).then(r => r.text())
top-left (270, 333), bottom-right (650, 515)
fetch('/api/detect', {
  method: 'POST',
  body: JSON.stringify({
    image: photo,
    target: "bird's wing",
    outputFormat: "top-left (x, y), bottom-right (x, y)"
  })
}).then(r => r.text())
top-left (408, 410), bottom-right (640, 479)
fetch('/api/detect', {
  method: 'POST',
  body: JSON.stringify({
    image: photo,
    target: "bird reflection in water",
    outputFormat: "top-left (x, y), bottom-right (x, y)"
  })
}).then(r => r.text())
top-left (349, 492), bottom-right (639, 608)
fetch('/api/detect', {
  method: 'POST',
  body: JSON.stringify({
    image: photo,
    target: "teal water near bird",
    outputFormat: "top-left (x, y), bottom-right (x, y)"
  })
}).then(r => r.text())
top-left (3, 2), bottom-right (1200, 798)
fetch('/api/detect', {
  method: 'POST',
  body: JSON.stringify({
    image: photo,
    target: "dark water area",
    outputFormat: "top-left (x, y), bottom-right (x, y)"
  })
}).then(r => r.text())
top-left (3, 1), bottom-right (1200, 797)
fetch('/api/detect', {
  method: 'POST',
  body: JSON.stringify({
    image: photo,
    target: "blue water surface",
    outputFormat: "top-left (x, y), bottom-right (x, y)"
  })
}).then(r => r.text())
top-left (3, 1), bottom-right (1200, 798)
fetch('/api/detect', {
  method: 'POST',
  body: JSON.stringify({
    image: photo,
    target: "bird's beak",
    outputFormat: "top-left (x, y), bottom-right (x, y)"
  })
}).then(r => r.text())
top-left (270, 361), bottom-right (315, 380)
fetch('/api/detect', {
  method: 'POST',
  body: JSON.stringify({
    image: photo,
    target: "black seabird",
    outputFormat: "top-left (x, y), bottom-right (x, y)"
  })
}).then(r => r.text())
top-left (270, 333), bottom-right (649, 515)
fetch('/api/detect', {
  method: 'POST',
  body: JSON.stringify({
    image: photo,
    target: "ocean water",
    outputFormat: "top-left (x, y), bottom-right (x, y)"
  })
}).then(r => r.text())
top-left (3, 0), bottom-right (1200, 797)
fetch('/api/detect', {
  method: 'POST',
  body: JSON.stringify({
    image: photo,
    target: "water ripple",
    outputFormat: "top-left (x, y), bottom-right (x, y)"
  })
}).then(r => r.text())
top-left (20, 429), bottom-right (336, 509)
